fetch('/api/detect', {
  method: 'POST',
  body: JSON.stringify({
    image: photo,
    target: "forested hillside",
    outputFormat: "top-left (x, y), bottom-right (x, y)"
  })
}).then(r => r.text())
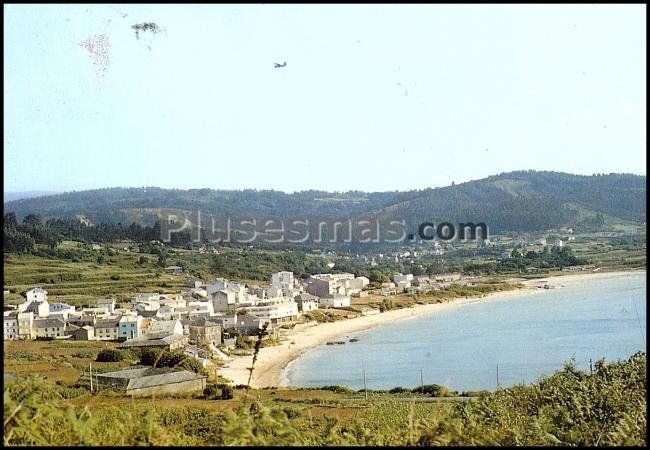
top-left (4, 171), bottom-right (645, 233)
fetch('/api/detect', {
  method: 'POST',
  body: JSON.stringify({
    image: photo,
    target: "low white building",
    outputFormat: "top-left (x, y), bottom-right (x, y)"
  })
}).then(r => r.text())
top-left (49, 302), bottom-right (76, 320)
top-left (131, 292), bottom-right (160, 305)
top-left (393, 273), bottom-right (414, 288)
top-left (242, 297), bottom-right (299, 325)
top-left (97, 299), bottom-right (116, 314)
top-left (295, 293), bottom-right (319, 312)
top-left (134, 300), bottom-right (161, 313)
top-left (148, 319), bottom-right (184, 336)
top-left (318, 294), bottom-right (350, 308)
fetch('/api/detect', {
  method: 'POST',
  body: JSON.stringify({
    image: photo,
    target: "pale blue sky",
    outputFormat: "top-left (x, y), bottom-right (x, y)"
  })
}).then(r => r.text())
top-left (4, 4), bottom-right (646, 193)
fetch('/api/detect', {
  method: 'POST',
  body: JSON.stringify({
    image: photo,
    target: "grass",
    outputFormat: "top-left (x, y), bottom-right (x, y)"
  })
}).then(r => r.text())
top-left (4, 352), bottom-right (645, 446)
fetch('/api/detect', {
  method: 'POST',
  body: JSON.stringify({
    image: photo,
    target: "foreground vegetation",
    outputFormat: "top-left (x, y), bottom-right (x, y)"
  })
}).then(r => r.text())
top-left (4, 352), bottom-right (646, 446)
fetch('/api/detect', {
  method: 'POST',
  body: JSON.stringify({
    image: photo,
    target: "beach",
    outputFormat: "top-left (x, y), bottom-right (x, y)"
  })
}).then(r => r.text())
top-left (218, 269), bottom-right (645, 388)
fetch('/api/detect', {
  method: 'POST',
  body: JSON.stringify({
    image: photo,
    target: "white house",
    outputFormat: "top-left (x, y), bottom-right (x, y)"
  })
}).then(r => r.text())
top-left (49, 302), bottom-right (76, 321)
top-left (25, 287), bottom-right (48, 304)
top-left (134, 300), bottom-right (161, 313)
top-left (25, 299), bottom-right (50, 318)
top-left (33, 318), bottom-right (66, 338)
top-left (119, 314), bottom-right (144, 340)
top-left (131, 292), bottom-right (160, 305)
top-left (294, 293), bottom-right (319, 312)
top-left (393, 273), bottom-right (414, 287)
top-left (242, 297), bottom-right (299, 325)
top-left (94, 318), bottom-right (121, 341)
top-left (4, 311), bottom-right (19, 340)
top-left (271, 271), bottom-right (294, 288)
top-left (187, 300), bottom-right (214, 317)
top-left (348, 276), bottom-right (369, 291)
top-left (17, 312), bottom-right (35, 339)
top-left (148, 319), bottom-right (184, 336)
top-left (97, 299), bottom-right (116, 314)
top-left (318, 294), bottom-right (350, 308)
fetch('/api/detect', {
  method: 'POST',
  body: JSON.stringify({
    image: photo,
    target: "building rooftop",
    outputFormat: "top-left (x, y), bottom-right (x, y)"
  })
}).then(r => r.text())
top-left (96, 367), bottom-right (205, 390)
top-left (117, 333), bottom-right (187, 348)
top-left (33, 318), bottom-right (66, 328)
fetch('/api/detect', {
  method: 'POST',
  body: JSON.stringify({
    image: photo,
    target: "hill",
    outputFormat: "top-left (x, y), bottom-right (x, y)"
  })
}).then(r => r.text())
top-left (3, 191), bottom-right (61, 202)
top-left (4, 171), bottom-right (645, 234)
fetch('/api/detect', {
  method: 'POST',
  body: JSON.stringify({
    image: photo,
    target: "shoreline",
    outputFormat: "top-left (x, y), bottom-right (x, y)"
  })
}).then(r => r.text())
top-left (217, 269), bottom-right (645, 388)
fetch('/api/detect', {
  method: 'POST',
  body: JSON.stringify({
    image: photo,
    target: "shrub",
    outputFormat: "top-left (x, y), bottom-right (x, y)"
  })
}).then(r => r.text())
top-left (137, 347), bottom-right (162, 365)
top-left (219, 384), bottom-right (234, 400)
top-left (95, 349), bottom-right (124, 362)
top-left (180, 357), bottom-right (205, 375)
top-left (203, 383), bottom-right (234, 400)
top-left (283, 406), bottom-right (302, 419)
top-left (320, 385), bottom-right (353, 394)
top-left (388, 386), bottom-right (411, 394)
top-left (411, 384), bottom-right (450, 397)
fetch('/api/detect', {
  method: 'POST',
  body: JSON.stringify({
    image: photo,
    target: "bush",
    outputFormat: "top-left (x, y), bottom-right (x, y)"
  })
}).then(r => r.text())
top-left (203, 383), bottom-right (234, 400)
top-left (137, 347), bottom-right (163, 365)
top-left (220, 384), bottom-right (234, 400)
top-left (95, 349), bottom-right (124, 362)
top-left (320, 385), bottom-right (353, 394)
top-left (388, 386), bottom-right (411, 394)
top-left (411, 384), bottom-right (450, 397)
top-left (180, 357), bottom-right (205, 375)
top-left (282, 406), bottom-right (302, 419)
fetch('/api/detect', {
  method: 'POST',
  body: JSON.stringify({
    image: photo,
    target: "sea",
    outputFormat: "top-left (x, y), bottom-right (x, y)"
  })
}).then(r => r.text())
top-left (283, 273), bottom-right (646, 391)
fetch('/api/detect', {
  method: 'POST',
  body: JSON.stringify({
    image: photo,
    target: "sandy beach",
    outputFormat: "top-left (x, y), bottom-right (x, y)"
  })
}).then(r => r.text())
top-left (218, 269), bottom-right (645, 388)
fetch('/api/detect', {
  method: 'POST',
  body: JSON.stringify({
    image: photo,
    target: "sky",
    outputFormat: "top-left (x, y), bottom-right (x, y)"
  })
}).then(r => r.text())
top-left (4, 4), bottom-right (646, 193)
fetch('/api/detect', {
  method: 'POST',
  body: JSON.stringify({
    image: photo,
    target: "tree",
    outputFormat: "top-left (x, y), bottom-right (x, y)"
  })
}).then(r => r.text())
top-left (157, 253), bottom-right (167, 267)
top-left (22, 214), bottom-right (42, 227)
top-left (96, 349), bottom-right (124, 362)
top-left (4, 212), bottom-right (18, 227)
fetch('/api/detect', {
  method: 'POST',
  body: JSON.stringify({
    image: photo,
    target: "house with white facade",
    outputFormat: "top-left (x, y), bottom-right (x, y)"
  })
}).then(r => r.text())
top-left (318, 294), bottom-right (350, 308)
top-left (4, 311), bottom-right (19, 340)
top-left (33, 318), bottom-right (66, 338)
top-left (25, 287), bottom-right (48, 304)
top-left (119, 314), bottom-right (144, 340)
top-left (131, 292), bottom-right (160, 305)
top-left (49, 302), bottom-right (76, 320)
top-left (97, 299), bottom-right (116, 314)
top-left (148, 319), bottom-right (184, 336)
top-left (294, 293), bottom-right (319, 312)
top-left (17, 312), bottom-right (35, 339)
top-left (19, 296), bottom-right (50, 318)
top-left (95, 318), bottom-right (121, 341)
top-left (134, 300), bottom-right (161, 314)
top-left (393, 273), bottom-right (414, 290)
top-left (242, 297), bottom-right (299, 325)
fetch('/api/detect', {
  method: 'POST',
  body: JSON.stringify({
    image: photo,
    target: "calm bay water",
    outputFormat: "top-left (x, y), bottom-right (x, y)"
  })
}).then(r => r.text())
top-left (284, 273), bottom-right (646, 391)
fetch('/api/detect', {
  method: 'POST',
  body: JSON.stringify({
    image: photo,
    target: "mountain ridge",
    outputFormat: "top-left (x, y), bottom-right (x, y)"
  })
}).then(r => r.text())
top-left (4, 171), bottom-right (645, 233)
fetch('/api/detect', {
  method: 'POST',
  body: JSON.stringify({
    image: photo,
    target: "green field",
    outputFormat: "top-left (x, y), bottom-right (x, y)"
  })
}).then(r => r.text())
top-left (3, 341), bottom-right (646, 446)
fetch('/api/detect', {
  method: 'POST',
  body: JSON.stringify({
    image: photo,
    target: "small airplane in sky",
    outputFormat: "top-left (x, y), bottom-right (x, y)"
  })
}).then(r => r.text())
top-left (274, 61), bottom-right (287, 68)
